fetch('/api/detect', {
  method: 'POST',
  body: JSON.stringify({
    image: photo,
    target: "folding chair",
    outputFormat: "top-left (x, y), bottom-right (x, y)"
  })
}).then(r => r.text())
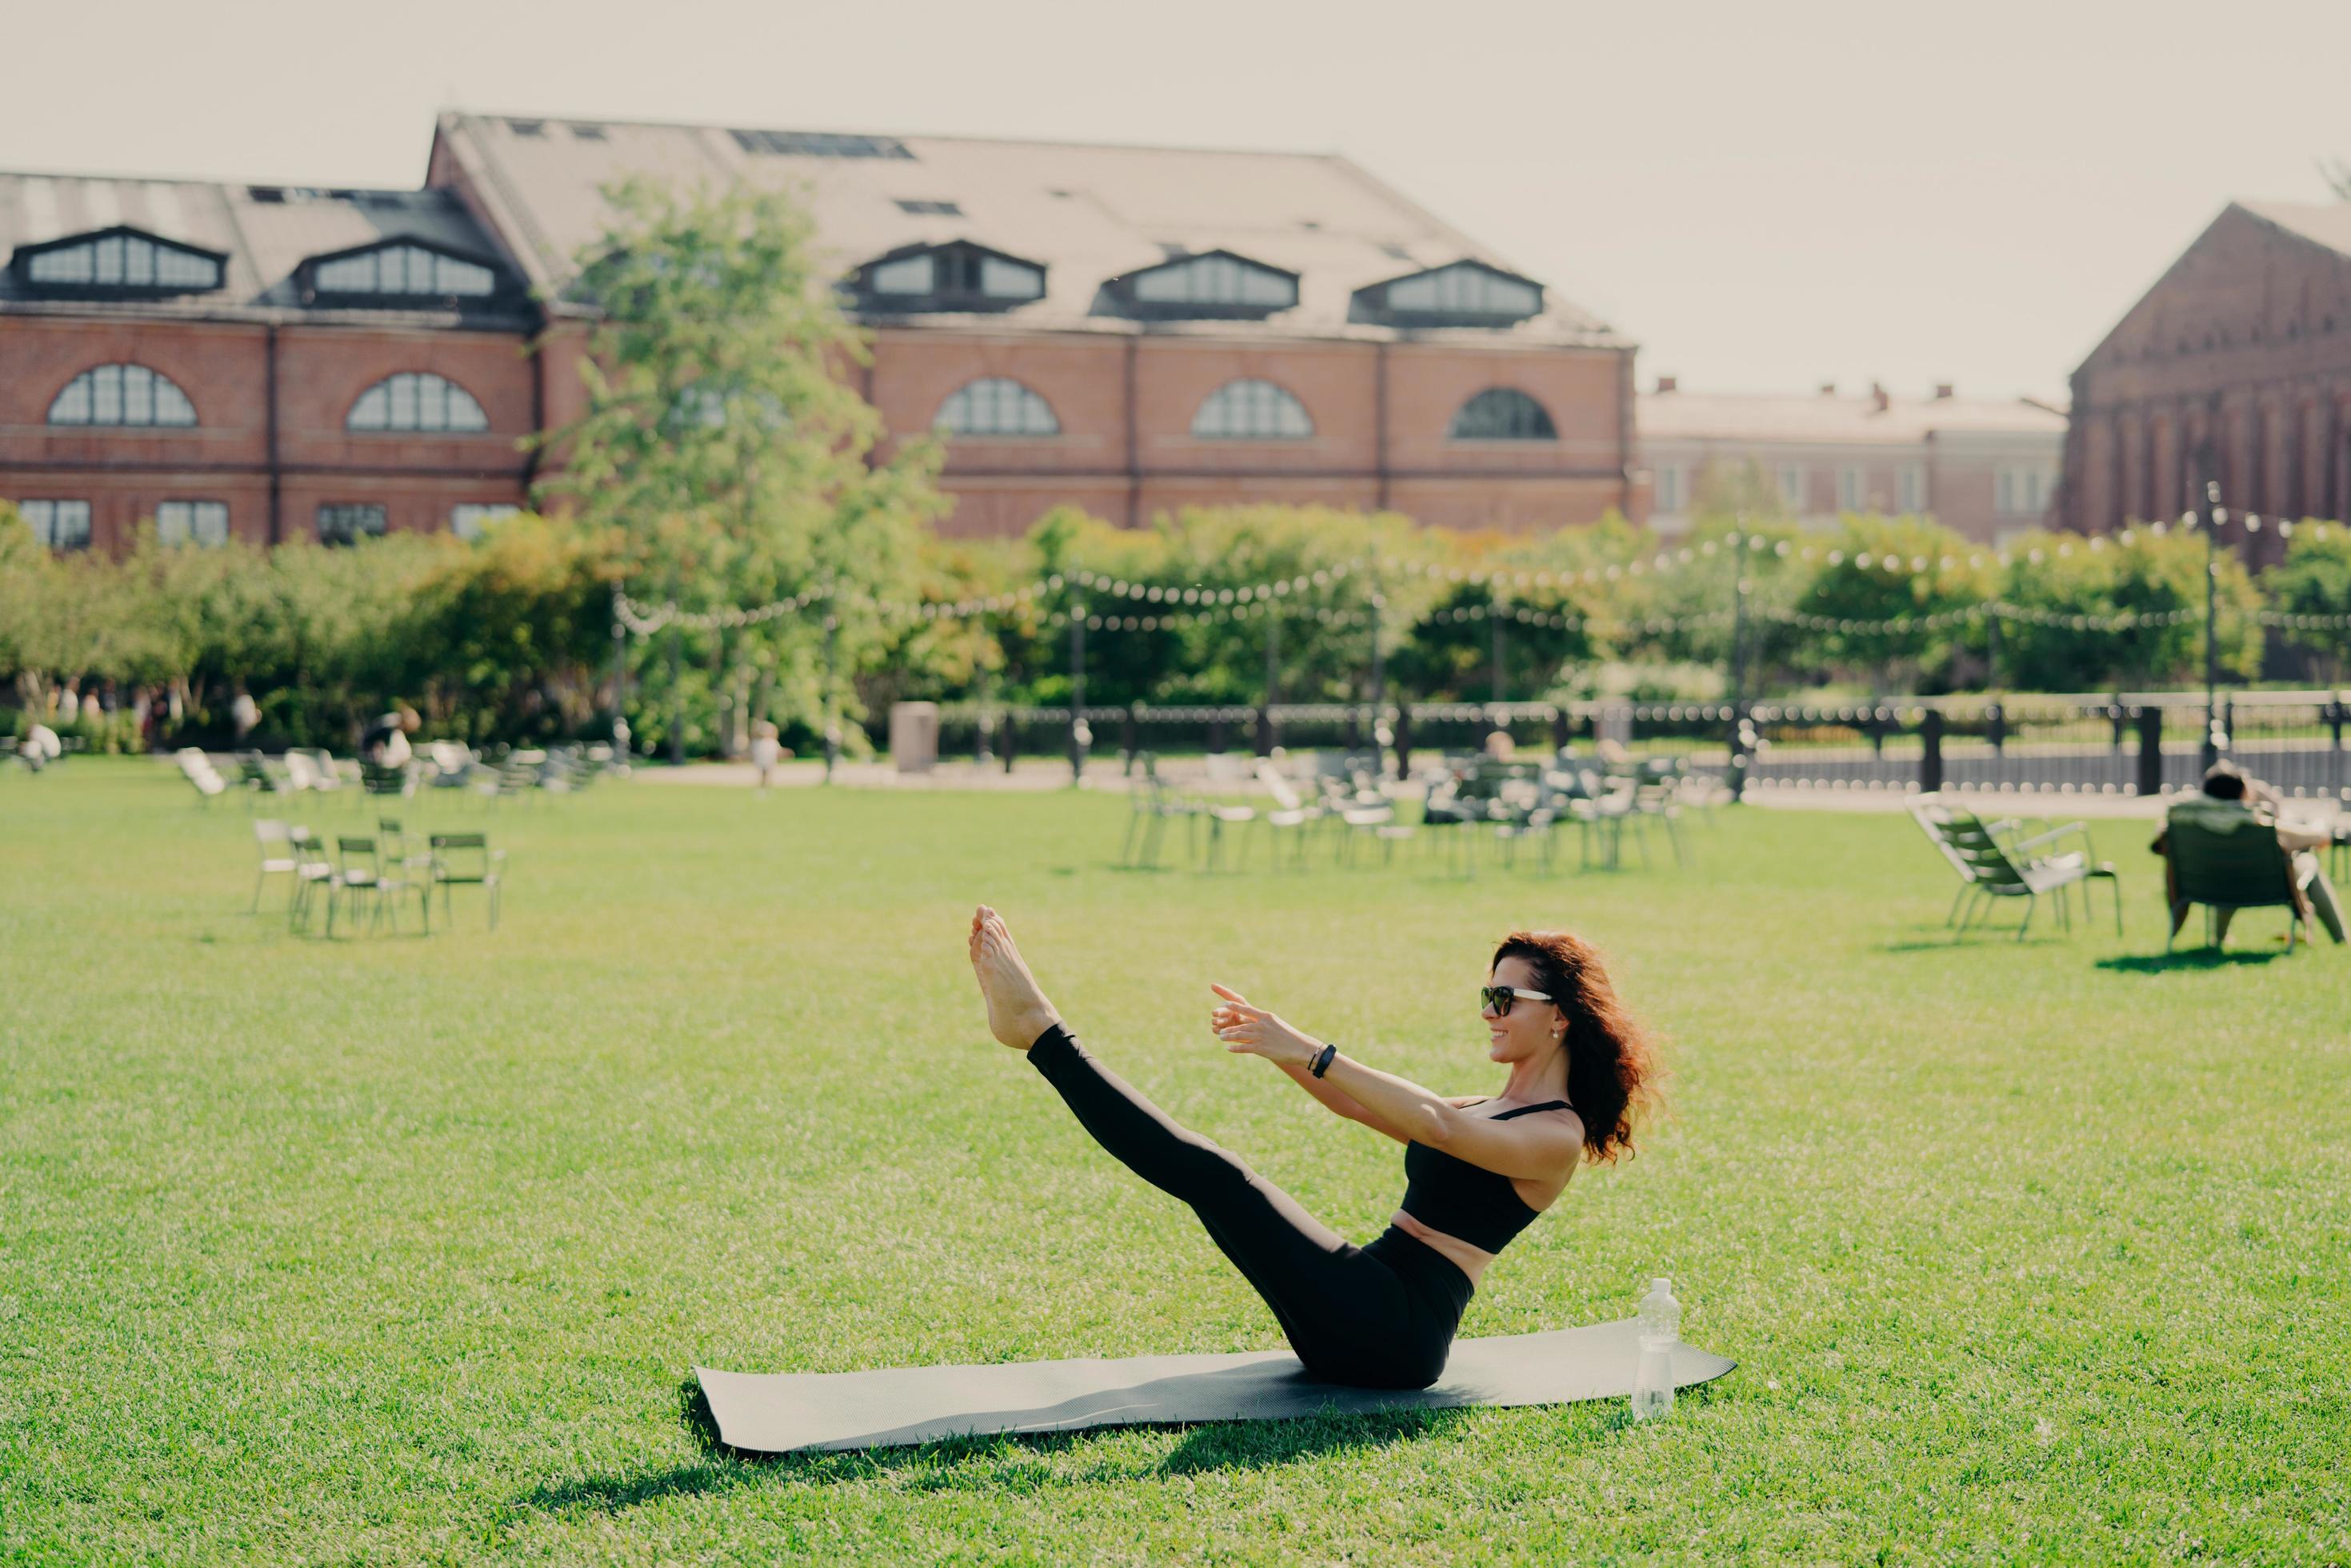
top-left (426, 833), bottom-right (506, 932)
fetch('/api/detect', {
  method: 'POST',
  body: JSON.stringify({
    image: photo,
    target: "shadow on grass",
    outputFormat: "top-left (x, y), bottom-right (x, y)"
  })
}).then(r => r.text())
top-left (1878, 930), bottom-right (2081, 952)
top-left (514, 1375), bottom-right (1487, 1518)
top-left (2094, 947), bottom-right (2291, 973)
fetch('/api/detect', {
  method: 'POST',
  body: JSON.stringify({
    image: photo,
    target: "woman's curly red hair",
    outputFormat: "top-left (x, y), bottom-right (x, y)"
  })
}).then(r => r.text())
top-left (1492, 930), bottom-right (1663, 1166)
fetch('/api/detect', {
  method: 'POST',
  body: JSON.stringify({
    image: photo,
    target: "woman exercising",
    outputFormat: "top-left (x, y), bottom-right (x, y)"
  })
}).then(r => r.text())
top-left (967, 906), bottom-right (1661, 1390)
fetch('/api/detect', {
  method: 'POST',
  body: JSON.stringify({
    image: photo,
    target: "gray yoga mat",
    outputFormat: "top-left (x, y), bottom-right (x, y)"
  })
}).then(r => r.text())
top-left (696, 1318), bottom-right (1734, 1454)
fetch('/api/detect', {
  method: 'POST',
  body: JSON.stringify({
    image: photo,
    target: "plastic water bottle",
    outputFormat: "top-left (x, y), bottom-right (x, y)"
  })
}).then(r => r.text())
top-left (1629, 1277), bottom-right (1681, 1422)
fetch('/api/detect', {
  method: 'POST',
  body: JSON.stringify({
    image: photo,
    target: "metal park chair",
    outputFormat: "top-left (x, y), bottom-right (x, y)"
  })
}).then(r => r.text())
top-left (376, 816), bottom-right (435, 883)
top-left (426, 833), bottom-right (506, 932)
top-left (358, 760), bottom-right (416, 799)
top-left (1908, 795), bottom-right (2121, 940)
top-left (2163, 810), bottom-right (2338, 952)
top-left (236, 751), bottom-right (289, 806)
top-left (1250, 759), bottom-right (1321, 867)
top-left (491, 751), bottom-right (546, 806)
top-left (285, 828), bottom-right (335, 934)
top-left (302, 750), bottom-right (350, 801)
top-left (325, 835), bottom-right (417, 937)
top-left (251, 819), bottom-right (299, 911)
top-left (1119, 754), bottom-right (1199, 870)
top-left (177, 747), bottom-right (228, 805)
top-left (1543, 766), bottom-right (1635, 870)
top-left (1311, 769), bottom-right (1397, 865)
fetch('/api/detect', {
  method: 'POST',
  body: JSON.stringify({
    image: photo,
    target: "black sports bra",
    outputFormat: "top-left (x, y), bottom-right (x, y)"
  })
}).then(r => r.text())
top-left (1399, 1098), bottom-right (1572, 1254)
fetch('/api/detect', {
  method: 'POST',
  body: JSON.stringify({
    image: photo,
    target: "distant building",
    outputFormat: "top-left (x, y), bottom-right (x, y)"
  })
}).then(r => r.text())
top-left (0, 178), bottom-right (536, 554)
top-left (0, 112), bottom-right (1641, 554)
top-left (2059, 198), bottom-right (2351, 566)
top-left (1637, 378), bottom-right (2066, 545)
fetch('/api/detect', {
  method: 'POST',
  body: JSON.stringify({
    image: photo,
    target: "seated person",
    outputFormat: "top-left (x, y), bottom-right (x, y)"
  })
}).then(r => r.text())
top-left (359, 706), bottom-right (418, 769)
top-left (2154, 762), bottom-right (2344, 943)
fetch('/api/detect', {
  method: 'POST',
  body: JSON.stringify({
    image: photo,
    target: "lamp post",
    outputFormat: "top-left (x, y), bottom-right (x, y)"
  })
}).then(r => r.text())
top-left (609, 586), bottom-right (630, 754)
top-left (822, 595), bottom-right (840, 785)
top-left (2202, 480), bottom-right (2224, 771)
top-left (1068, 600), bottom-right (1089, 783)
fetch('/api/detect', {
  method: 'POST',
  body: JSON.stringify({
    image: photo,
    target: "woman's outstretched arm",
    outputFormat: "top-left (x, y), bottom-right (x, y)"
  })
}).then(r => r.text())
top-left (1211, 983), bottom-right (1458, 1146)
top-left (1210, 984), bottom-right (1580, 1181)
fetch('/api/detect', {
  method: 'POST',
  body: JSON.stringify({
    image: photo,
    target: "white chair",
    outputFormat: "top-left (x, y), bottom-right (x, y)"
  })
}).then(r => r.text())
top-left (177, 748), bottom-right (228, 805)
top-left (305, 750), bottom-right (350, 798)
top-left (1251, 759), bottom-right (1319, 867)
top-left (287, 829), bottom-right (334, 932)
top-left (251, 819), bottom-right (298, 910)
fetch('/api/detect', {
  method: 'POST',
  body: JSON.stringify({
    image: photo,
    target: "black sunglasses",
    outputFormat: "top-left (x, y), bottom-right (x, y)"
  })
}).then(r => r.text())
top-left (1480, 985), bottom-right (1553, 1017)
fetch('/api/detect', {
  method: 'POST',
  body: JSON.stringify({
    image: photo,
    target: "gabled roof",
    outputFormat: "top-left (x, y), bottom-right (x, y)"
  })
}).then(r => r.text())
top-left (1639, 386), bottom-right (2067, 447)
top-left (0, 171), bottom-right (531, 326)
top-left (2237, 198), bottom-right (2351, 258)
top-left (428, 110), bottom-right (1622, 346)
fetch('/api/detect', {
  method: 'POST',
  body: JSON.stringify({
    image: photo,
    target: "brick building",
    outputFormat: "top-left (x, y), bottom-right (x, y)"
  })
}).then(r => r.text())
top-left (2, 113), bottom-right (1640, 551)
top-left (2059, 198), bottom-right (2351, 566)
top-left (1638, 378), bottom-right (2065, 546)
top-left (0, 178), bottom-right (538, 553)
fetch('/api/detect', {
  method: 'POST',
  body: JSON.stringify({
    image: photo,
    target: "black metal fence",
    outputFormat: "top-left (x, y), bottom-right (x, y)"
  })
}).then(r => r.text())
top-left (929, 691), bottom-right (2351, 802)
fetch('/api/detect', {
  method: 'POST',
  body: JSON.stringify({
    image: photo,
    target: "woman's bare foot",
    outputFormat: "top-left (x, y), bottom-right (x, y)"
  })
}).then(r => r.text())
top-left (969, 906), bottom-right (1062, 1050)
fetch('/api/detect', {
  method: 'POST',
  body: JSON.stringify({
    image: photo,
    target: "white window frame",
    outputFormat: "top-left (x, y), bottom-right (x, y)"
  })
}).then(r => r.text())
top-left (1777, 465), bottom-right (1808, 512)
top-left (1837, 466), bottom-right (1866, 512)
top-left (155, 499), bottom-right (230, 547)
top-left (1897, 466), bottom-right (1925, 514)
top-left (1446, 388), bottom-right (1557, 443)
top-left (1191, 379), bottom-right (1313, 440)
top-left (317, 503), bottom-right (387, 546)
top-left (47, 362), bottom-right (198, 427)
top-left (935, 378), bottom-right (1060, 438)
top-left (17, 498), bottom-right (93, 550)
top-left (1995, 466), bottom-right (2051, 516)
top-left (314, 243), bottom-right (497, 298)
top-left (450, 503), bottom-right (520, 541)
top-left (347, 372), bottom-right (490, 434)
top-left (1652, 463), bottom-right (1686, 516)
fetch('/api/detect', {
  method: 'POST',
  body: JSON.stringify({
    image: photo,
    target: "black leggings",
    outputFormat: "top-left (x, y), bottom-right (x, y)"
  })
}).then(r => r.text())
top-left (1029, 1022), bottom-right (1472, 1390)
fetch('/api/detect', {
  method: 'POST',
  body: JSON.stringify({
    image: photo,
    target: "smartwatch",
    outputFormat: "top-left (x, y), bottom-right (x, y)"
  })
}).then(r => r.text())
top-left (1310, 1042), bottom-right (1338, 1078)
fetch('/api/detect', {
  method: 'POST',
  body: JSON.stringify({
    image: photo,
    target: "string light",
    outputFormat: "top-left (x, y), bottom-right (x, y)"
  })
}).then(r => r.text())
top-left (618, 522), bottom-right (2349, 643)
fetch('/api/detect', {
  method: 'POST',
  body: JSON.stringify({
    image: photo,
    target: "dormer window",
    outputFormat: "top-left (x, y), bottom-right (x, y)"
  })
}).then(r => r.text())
top-left (1356, 260), bottom-right (1543, 327)
top-left (1113, 250), bottom-right (1297, 319)
top-left (300, 239), bottom-right (504, 306)
top-left (11, 226), bottom-right (225, 298)
top-left (850, 241), bottom-right (1045, 313)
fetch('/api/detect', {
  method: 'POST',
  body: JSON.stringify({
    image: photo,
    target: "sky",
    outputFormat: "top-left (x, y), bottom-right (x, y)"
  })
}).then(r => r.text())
top-left (9, 0), bottom-right (2350, 404)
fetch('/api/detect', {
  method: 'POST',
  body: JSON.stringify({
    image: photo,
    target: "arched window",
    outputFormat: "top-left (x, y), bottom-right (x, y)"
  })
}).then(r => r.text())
top-left (936, 378), bottom-right (1060, 437)
top-left (1447, 388), bottom-right (1556, 442)
top-left (48, 363), bottom-right (197, 427)
top-left (1191, 379), bottom-right (1313, 440)
top-left (347, 372), bottom-right (489, 433)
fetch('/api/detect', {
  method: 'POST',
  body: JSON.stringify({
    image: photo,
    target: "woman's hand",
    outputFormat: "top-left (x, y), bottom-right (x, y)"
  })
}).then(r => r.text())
top-left (1209, 983), bottom-right (1322, 1068)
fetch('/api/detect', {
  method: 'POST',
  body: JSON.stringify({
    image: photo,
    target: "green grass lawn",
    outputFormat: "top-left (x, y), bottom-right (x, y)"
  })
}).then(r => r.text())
top-left (2, 762), bottom-right (2345, 1565)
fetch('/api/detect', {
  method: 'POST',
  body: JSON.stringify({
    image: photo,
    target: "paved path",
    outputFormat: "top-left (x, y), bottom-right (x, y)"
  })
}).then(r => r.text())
top-left (634, 759), bottom-right (2351, 834)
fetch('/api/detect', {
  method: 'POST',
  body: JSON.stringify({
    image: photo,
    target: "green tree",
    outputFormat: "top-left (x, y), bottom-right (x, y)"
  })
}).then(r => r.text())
top-left (538, 176), bottom-right (947, 758)
top-left (2261, 523), bottom-right (2351, 683)
top-left (1791, 515), bottom-right (1997, 692)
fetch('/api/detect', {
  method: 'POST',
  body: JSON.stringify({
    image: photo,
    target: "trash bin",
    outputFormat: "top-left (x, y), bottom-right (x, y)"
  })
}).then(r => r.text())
top-left (890, 702), bottom-right (940, 774)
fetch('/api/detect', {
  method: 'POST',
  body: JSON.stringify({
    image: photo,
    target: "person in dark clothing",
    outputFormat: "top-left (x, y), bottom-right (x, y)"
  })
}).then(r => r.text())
top-left (966, 906), bottom-right (1661, 1389)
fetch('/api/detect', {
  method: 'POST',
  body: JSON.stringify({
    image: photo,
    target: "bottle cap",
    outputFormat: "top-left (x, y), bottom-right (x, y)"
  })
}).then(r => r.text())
top-left (1650, 1277), bottom-right (1670, 1294)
